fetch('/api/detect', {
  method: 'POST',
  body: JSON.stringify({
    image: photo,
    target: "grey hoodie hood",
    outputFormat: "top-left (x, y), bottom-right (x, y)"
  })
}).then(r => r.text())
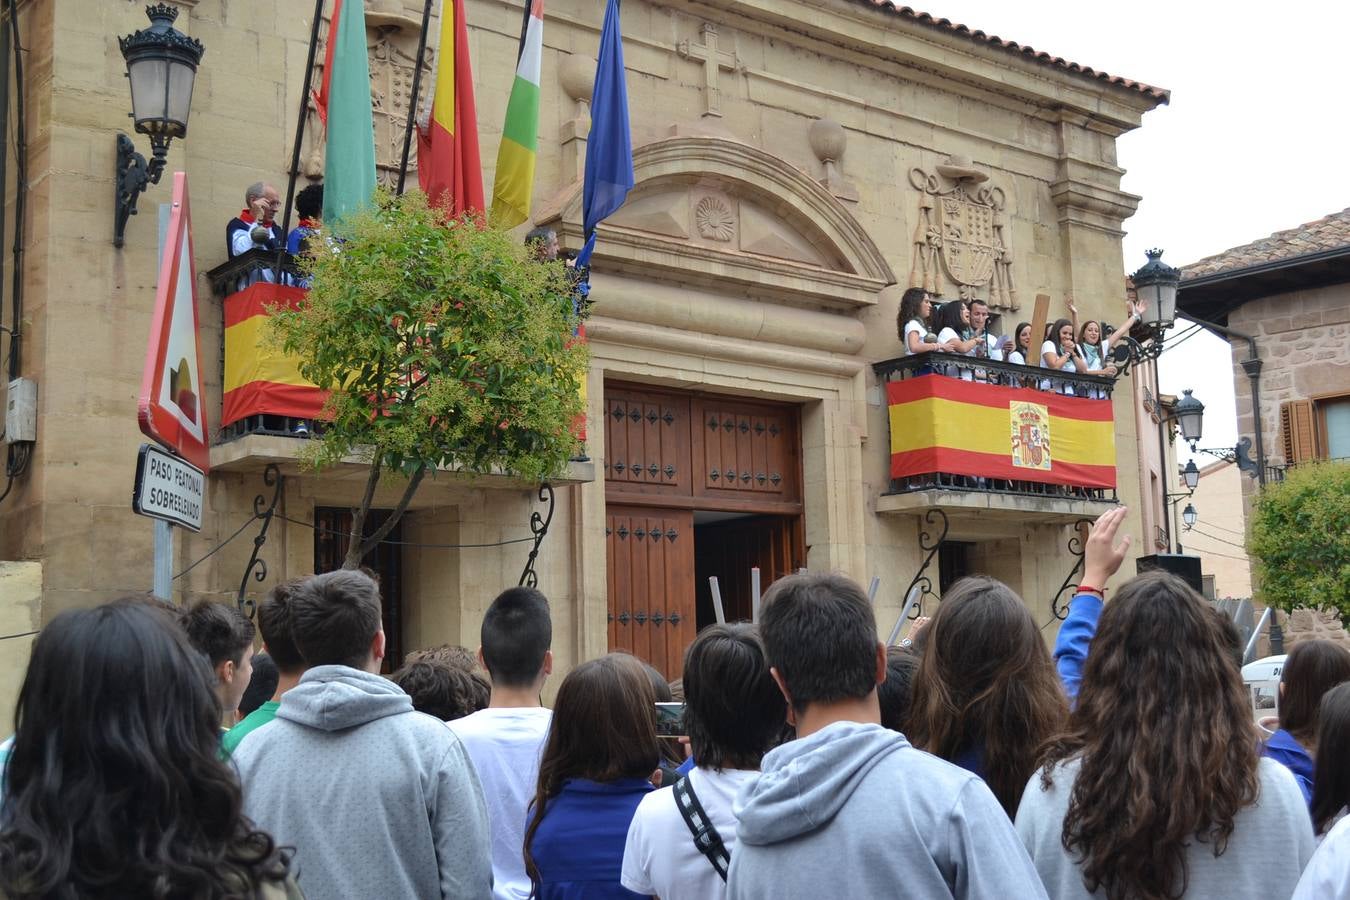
top-left (276, 665), bottom-right (413, 732)
top-left (735, 720), bottom-right (907, 845)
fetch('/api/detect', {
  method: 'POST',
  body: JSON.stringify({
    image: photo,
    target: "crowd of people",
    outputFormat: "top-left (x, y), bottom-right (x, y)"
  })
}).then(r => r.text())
top-left (0, 507), bottom-right (1348, 899)
top-left (896, 286), bottom-right (1142, 393)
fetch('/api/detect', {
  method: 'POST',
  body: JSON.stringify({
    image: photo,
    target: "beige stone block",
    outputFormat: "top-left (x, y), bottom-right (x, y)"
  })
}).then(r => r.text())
top-left (0, 561), bottom-right (41, 733)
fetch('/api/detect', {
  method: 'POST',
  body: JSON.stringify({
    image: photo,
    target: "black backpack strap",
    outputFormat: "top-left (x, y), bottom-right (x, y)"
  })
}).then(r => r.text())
top-left (672, 775), bottom-right (731, 882)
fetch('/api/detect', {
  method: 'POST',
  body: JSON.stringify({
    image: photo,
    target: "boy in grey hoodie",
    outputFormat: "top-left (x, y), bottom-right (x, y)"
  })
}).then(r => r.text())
top-left (233, 570), bottom-right (492, 900)
top-left (726, 572), bottom-right (1048, 900)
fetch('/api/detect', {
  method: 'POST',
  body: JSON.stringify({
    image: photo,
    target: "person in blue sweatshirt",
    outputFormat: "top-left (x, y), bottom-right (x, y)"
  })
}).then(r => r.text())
top-left (1262, 639), bottom-right (1350, 806)
top-left (523, 653), bottom-right (659, 900)
top-left (726, 572), bottom-right (1047, 900)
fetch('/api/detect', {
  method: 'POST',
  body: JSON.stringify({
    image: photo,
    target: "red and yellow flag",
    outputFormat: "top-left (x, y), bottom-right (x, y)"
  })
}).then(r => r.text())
top-left (886, 375), bottom-right (1116, 488)
top-left (417, 0), bottom-right (484, 216)
top-left (222, 284), bottom-right (329, 427)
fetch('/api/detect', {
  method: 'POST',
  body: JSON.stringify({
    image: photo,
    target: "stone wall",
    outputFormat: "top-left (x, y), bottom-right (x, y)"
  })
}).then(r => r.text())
top-left (0, 561), bottom-right (41, 733)
top-left (1228, 280), bottom-right (1350, 649)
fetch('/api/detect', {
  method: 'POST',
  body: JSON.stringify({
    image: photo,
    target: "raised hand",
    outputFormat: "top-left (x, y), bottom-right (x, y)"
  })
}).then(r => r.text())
top-left (1082, 506), bottom-right (1131, 591)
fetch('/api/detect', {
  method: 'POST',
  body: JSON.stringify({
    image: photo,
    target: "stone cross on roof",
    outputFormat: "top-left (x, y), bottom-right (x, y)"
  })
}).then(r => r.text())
top-left (678, 23), bottom-right (738, 118)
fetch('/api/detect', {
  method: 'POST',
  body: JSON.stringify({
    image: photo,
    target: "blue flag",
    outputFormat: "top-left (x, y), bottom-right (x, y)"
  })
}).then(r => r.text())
top-left (573, 0), bottom-right (633, 269)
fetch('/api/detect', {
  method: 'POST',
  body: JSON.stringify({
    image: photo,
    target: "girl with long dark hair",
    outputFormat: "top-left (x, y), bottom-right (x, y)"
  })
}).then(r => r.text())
top-left (523, 653), bottom-right (659, 899)
top-left (0, 599), bottom-right (299, 900)
top-left (906, 577), bottom-right (1067, 817)
top-left (1016, 571), bottom-right (1314, 899)
top-left (1264, 639), bottom-right (1350, 805)
top-left (1292, 683), bottom-right (1350, 897)
top-left (1006, 321), bottom-right (1032, 366)
top-left (896, 287), bottom-right (952, 355)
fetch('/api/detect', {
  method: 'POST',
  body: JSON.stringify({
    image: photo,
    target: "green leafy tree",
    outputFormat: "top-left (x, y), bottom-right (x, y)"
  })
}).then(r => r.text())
top-left (268, 191), bottom-right (587, 569)
top-left (1248, 460), bottom-right (1350, 618)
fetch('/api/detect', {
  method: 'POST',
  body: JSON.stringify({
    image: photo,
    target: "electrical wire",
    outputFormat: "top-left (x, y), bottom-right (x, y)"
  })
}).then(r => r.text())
top-left (172, 513), bottom-right (264, 581)
top-left (0, 628), bottom-right (36, 642)
top-left (1188, 526), bottom-right (1251, 551)
top-left (165, 508), bottom-right (543, 588)
top-left (277, 512), bottom-right (537, 548)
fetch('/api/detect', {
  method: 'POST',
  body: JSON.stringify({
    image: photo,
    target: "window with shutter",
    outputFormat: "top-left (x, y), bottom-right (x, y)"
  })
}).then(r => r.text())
top-left (1280, 400), bottom-right (1318, 464)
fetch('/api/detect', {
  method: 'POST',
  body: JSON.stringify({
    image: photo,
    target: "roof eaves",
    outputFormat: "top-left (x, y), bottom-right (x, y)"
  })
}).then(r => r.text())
top-left (850, 1), bottom-right (1171, 103)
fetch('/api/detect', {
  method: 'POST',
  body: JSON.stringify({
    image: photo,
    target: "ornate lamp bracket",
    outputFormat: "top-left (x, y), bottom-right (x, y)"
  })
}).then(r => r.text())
top-left (518, 483), bottom-right (556, 589)
top-left (1050, 519), bottom-right (1094, 620)
top-left (901, 508), bottom-right (949, 619)
top-left (236, 464), bottom-right (283, 618)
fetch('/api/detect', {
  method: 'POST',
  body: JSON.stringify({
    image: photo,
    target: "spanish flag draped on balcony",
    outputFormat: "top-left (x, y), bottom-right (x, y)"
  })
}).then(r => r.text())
top-left (886, 375), bottom-right (1117, 488)
top-left (490, 0), bottom-right (544, 228)
top-left (417, 0), bottom-right (485, 216)
top-left (222, 285), bottom-right (328, 427)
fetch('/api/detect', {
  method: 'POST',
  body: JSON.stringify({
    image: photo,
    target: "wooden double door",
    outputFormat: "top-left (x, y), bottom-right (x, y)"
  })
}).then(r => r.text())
top-left (604, 383), bottom-right (804, 679)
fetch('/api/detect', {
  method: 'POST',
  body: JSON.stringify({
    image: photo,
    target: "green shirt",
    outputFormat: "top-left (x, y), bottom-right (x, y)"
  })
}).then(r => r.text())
top-left (222, 700), bottom-right (280, 756)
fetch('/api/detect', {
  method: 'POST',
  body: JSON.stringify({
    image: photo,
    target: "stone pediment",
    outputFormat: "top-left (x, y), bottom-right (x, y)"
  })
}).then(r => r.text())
top-left (537, 137), bottom-right (895, 312)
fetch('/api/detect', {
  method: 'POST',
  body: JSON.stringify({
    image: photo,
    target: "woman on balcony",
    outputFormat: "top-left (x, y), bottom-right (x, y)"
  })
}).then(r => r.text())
top-left (1041, 319), bottom-right (1086, 395)
top-left (896, 288), bottom-right (953, 356)
top-left (935, 300), bottom-right (979, 380)
top-left (1006, 322), bottom-right (1033, 366)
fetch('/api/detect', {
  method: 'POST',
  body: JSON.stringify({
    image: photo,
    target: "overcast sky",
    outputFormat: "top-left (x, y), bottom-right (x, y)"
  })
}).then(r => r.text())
top-left (915, 0), bottom-right (1350, 462)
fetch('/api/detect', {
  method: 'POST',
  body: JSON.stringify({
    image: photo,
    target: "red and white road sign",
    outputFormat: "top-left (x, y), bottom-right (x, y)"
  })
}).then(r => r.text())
top-left (138, 172), bottom-right (210, 472)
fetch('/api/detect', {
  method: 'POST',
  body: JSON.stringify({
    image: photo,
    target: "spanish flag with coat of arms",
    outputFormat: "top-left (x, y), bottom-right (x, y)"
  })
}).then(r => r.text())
top-left (886, 375), bottom-right (1116, 488)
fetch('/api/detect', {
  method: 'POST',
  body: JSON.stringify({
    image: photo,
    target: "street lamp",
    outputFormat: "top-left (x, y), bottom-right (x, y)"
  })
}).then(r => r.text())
top-left (114, 4), bottom-right (205, 247)
top-left (1173, 389), bottom-right (1205, 447)
top-left (1181, 459), bottom-right (1200, 491)
top-left (1182, 503), bottom-right (1197, 530)
top-left (1131, 248), bottom-right (1182, 332)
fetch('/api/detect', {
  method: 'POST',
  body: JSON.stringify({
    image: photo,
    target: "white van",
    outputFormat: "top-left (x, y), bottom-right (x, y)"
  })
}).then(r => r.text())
top-left (1241, 654), bottom-right (1285, 732)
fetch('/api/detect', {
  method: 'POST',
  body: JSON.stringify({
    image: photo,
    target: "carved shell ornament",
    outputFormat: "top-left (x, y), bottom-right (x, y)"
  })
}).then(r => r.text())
top-left (695, 196), bottom-right (736, 242)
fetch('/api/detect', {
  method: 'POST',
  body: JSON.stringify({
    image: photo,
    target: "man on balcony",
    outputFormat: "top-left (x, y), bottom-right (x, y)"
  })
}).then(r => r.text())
top-left (227, 182), bottom-right (283, 258)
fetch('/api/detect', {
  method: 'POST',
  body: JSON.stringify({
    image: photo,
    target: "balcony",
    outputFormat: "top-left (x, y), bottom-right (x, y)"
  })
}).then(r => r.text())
top-left (202, 252), bottom-right (595, 488)
top-left (872, 352), bottom-right (1118, 531)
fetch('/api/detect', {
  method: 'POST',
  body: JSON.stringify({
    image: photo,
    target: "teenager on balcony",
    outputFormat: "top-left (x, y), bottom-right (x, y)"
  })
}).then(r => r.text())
top-left (896, 288), bottom-right (955, 356)
top-left (1041, 318), bottom-right (1086, 395)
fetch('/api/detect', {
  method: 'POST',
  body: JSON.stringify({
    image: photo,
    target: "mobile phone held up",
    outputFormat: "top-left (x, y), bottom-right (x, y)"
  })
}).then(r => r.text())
top-left (655, 702), bottom-right (685, 737)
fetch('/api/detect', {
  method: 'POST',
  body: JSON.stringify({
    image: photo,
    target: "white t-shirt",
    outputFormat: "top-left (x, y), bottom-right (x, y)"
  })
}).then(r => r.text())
top-left (903, 319), bottom-right (927, 355)
top-left (937, 328), bottom-right (974, 380)
top-left (1040, 340), bottom-right (1078, 373)
top-left (1293, 813), bottom-right (1350, 899)
top-left (1041, 340), bottom-right (1077, 394)
top-left (621, 766), bottom-right (759, 900)
top-left (1008, 350), bottom-right (1026, 366)
top-left (448, 707), bottom-right (553, 900)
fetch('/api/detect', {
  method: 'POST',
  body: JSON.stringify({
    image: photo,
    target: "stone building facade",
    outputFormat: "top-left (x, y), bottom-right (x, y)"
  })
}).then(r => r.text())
top-left (1179, 208), bottom-right (1350, 648)
top-left (0, 0), bottom-right (1168, 724)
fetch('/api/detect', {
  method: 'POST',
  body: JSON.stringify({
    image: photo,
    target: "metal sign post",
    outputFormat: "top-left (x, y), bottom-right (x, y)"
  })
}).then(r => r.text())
top-left (153, 520), bottom-right (174, 600)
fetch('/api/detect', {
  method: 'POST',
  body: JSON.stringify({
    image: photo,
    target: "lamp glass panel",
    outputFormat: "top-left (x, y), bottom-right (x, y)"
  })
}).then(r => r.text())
top-left (1138, 283), bottom-right (1163, 327)
top-left (1178, 409), bottom-right (1203, 443)
top-left (1182, 505), bottom-right (1197, 528)
top-left (1157, 283), bottom-right (1178, 329)
top-left (1183, 463), bottom-right (1200, 490)
top-left (127, 57), bottom-right (169, 131)
top-left (165, 61), bottom-right (197, 137)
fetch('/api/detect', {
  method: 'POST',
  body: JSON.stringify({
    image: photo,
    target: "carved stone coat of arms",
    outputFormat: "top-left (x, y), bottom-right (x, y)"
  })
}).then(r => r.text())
top-left (908, 160), bottom-right (1018, 310)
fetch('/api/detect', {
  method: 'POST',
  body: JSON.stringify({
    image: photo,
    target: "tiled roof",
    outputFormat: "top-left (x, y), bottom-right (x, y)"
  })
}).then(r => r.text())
top-left (1182, 209), bottom-right (1350, 280)
top-left (850, 1), bottom-right (1170, 103)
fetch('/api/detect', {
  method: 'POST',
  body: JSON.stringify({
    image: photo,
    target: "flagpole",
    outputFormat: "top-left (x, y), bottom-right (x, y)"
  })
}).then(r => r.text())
top-left (515, 0), bottom-right (532, 63)
top-left (276, 0), bottom-right (329, 278)
top-left (397, 0), bottom-right (436, 194)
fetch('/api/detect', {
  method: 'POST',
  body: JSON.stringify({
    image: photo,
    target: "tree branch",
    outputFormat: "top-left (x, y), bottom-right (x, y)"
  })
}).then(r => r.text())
top-left (343, 456), bottom-right (383, 569)
top-left (356, 463), bottom-right (428, 558)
